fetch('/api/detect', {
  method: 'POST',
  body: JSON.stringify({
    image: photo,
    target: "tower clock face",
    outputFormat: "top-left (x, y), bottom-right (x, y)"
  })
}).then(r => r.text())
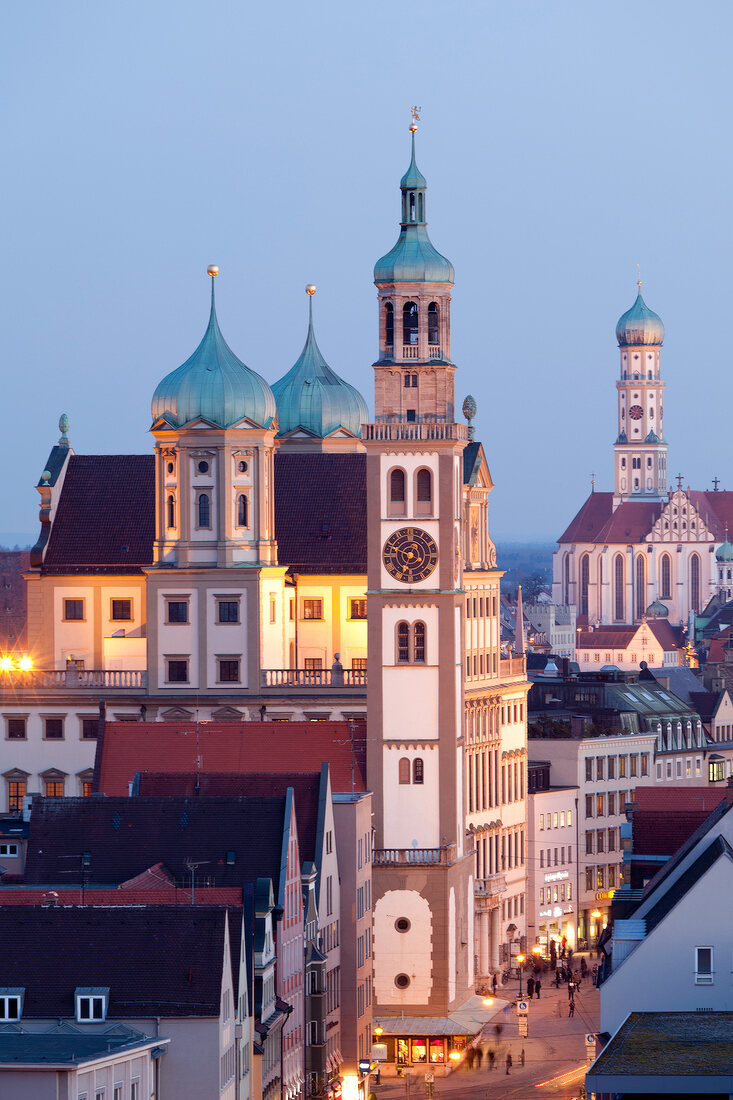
top-left (382, 527), bottom-right (438, 584)
top-left (628, 404), bottom-right (644, 420)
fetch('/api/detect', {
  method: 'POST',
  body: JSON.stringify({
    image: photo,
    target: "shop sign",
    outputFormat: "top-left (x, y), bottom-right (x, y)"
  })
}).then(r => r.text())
top-left (595, 889), bottom-right (616, 902)
top-left (544, 870), bottom-right (569, 883)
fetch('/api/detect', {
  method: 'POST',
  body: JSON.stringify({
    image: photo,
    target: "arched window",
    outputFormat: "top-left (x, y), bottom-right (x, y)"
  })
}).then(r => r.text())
top-left (563, 553), bottom-right (570, 605)
top-left (198, 494), bottom-right (211, 529)
top-left (413, 622), bottom-right (426, 663)
top-left (614, 554), bottom-right (625, 621)
top-left (417, 193), bottom-right (424, 222)
top-left (409, 191), bottom-right (416, 221)
top-left (403, 302), bottom-right (418, 346)
top-left (167, 494), bottom-right (175, 529)
top-left (660, 553), bottom-right (671, 600)
top-left (385, 302), bottom-right (394, 348)
top-left (428, 302), bottom-right (439, 345)
top-left (389, 468), bottom-right (406, 515)
top-left (580, 553), bottom-right (589, 617)
top-left (690, 553), bottom-right (700, 611)
top-left (398, 757), bottom-right (410, 784)
top-left (397, 622), bottom-right (410, 663)
top-left (635, 553), bottom-right (646, 620)
top-left (237, 494), bottom-right (248, 528)
top-left (597, 556), bottom-right (604, 620)
top-left (413, 758), bottom-right (424, 784)
top-left (415, 468), bottom-right (432, 515)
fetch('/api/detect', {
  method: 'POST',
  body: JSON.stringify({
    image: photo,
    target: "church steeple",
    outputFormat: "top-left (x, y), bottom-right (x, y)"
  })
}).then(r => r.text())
top-left (372, 114), bottom-right (456, 423)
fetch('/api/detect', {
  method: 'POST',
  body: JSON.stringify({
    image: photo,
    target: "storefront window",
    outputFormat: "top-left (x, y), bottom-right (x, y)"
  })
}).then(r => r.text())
top-left (411, 1039), bottom-right (427, 1063)
top-left (429, 1040), bottom-right (445, 1063)
top-left (397, 1039), bottom-right (409, 1065)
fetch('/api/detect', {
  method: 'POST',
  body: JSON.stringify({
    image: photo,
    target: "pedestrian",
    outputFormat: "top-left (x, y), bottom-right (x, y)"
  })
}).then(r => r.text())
top-left (527, 976), bottom-right (535, 998)
top-left (569, 997), bottom-right (575, 1017)
top-left (475, 1046), bottom-right (483, 1070)
top-left (567, 980), bottom-right (574, 1000)
top-left (506, 1052), bottom-right (513, 1075)
top-left (534, 978), bottom-right (541, 999)
top-left (492, 972), bottom-right (498, 995)
top-left (466, 1046), bottom-right (475, 1071)
top-left (592, 964), bottom-right (598, 987)
top-left (581, 957), bottom-right (588, 979)
top-left (488, 1049), bottom-right (495, 1071)
top-left (554, 968), bottom-right (561, 988)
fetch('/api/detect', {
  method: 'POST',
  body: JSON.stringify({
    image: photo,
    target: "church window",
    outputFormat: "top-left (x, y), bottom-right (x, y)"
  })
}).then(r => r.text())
top-left (428, 302), bottom-right (439, 345)
top-left (406, 409), bottom-right (416, 422)
top-left (409, 191), bottom-right (416, 221)
top-left (620, 457), bottom-right (626, 468)
top-left (397, 622), bottom-right (410, 662)
top-left (167, 494), bottom-right (176, 529)
top-left (413, 622), bottom-right (426, 662)
top-left (661, 554), bottom-right (671, 599)
top-left (614, 555), bottom-right (625, 621)
top-left (198, 494), bottom-right (211, 529)
top-left (167, 461), bottom-right (174, 474)
top-left (389, 468), bottom-right (406, 515)
top-left (403, 302), bottom-right (418, 345)
top-left (563, 553), bottom-right (570, 605)
top-left (416, 468), bottom-right (433, 515)
top-left (197, 460), bottom-right (209, 474)
top-left (411, 373), bottom-right (417, 387)
top-left (580, 553), bottom-right (589, 616)
top-left (396, 621), bottom-right (426, 663)
top-left (635, 554), bottom-right (646, 620)
top-left (417, 192), bottom-right (424, 221)
top-left (398, 758), bottom-right (410, 784)
top-left (404, 373), bottom-right (410, 387)
top-left (690, 553), bottom-right (700, 611)
top-left (237, 460), bottom-right (248, 473)
top-left (237, 494), bottom-right (249, 528)
top-left (385, 302), bottom-right (394, 347)
top-left (413, 758), bottom-right (424, 784)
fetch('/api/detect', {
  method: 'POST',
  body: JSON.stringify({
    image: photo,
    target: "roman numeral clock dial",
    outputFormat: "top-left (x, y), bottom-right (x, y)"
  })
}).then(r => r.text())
top-left (382, 527), bottom-right (438, 584)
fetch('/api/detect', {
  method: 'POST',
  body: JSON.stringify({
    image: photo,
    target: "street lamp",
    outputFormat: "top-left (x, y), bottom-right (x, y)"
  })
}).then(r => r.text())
top-left (516, 953), bottom-right (525, 999)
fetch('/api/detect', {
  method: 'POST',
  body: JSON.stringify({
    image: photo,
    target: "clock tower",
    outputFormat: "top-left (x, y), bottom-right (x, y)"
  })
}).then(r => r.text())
top-left (613, 280), bottom-right (667, 505)
top-left (366, 116), bottom-right (475, 1017)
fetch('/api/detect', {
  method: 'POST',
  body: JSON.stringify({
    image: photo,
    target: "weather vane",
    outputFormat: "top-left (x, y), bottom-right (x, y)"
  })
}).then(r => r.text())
top-left (637, 262), bottom-right (642, 291)
top-left (410, 105), bottom-right (421, 132)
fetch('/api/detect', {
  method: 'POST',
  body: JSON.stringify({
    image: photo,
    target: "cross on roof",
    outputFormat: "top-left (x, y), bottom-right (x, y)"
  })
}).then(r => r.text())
top-left (713, 477), bottom-right (720, 491)
top-left (676, 473), bottom-right (684, 491)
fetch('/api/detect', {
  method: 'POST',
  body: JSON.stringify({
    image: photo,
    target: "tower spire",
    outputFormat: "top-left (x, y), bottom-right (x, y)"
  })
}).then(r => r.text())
top-left (515, 584), bottom-right (526, 656)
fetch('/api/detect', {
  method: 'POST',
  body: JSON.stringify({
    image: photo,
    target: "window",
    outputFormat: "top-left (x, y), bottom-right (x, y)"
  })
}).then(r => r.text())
top-left (218, 600), bottom-right (239, 623)
top-left (81, 718), bottom-right (98, 740)
top-left (304, 657), bottom-right (322, 670)
top-left (539, 814), bottom-right (544, 830)
top-left (553, 811), bottom-right (559, 828)
top-left (389, 468), bottom-right (406, 513)
top-left (640, 753), bottom-right (649, 776)
top-left (76, 991), bottom-right (108, 1022)
top-left (607, 755), bottom-right (616, 779)
top-left (635, 553), bottom-right (646, 620)
top-left (568, 810), bottom-right (572, 827)
top-left (64, 599), bottom-right (84, 621)
top-left (560, 811), bottom-right (565, 827)
top-left (0, 844), bottom-right (18, 857)
top-left (167, 494), bottom-right (176, 529)
top-left (619, 755), bottom-right (627, 778)
top-left (45, 780), bottom-right (64, 796)
top-left (0, 992), bottom-right (22, 1020)
top-left (218, 659), bottom-right (240, 683)
top-left (166, 600), bottom-right (188, 624)
top-left (585, 830), bottom-right (594, 855)
top-left (596, 757), bottom-right (604, 780)
top-left (695, 947), bottom-right (713, 984)
top-left (396, 620), bottom-right (426, 663)
top-left (427, 301), bottom-right (439, 344)
top-left (596, 793), bottom-right (604, 816)
top-left (349, 598), bottom-right (367, 620)
top-left (82, 781), bottom-right (93, 798)
top-left (416, 469), bottom-right (432, 514)
top-left (352, 657), bottom-right (367, 670)
top-left (586, 866), bottom-right (594, 891)
top-left (385, 302), bottom-right (394, 347)
top-left (269, 595), bottom-right (276, 624)
top-left (197, 494), bottom-right (211, 529)
top-left (608, 828), bottom-right (616, 852)
top-left (660, 553), bottom-right (671, 599)
top-left (630, 754), bottom-right (638, 777)
top-left (690, 553), bottom-right (700, 612)
top-left (596, 829), bottom-right (605, 853)
top-left (585, 794), bottom-right (594, 818)
top-left (166, 659), bottom-right (189, 683)
top-left (7, 718), bottom-right (26, 740)
top-left (607, 792), bottom-right (616, 816)
top-left (303, 599), bottom-right (323, 620)
top-left (111, 599), bottom-right (131, 621)
top-left (7, 780), bottom-right (25, 811)
top-left (413, 758), bottom-right (424, 784)
top-left (614, 554), bottom-right (625, 620)
top-left (44, 718), bottom-right (64, 740)
top-left (413, 621), bottom-right (426, 662)
top-left (398, 758), bottom-right (410, 784)
top-left (580, 553), bottom-right (589, 616)
top-left (131, 1082), bottom-right (138, 1100)
top-left (596, 865), bottom-right (605, 889)
top-left (237, 494), bottom-right (248, 527)
top-left (585, 758), bottom-right (593, 781)
top-left (402, 301), bottom-right (418, 345)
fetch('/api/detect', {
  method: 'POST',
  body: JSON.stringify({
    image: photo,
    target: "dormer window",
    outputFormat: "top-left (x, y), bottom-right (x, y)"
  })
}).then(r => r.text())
top-left (0, 989), bottom-right (23, 1021)
top-left (75, 988), bottom-right (109, 1022)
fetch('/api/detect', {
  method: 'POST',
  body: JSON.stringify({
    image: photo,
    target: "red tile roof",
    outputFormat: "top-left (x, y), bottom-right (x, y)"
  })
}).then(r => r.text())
top-left (558, 492), bottom-right (663, 545)
top-left (0, 886), bottom-right (241, 906)
top-left (95, 720), bottom-right (366, 796)
top-left (687, 491), bottom-right (733, 538)
top-left (632, 787), bottom-right (729, 857)
top-left (577, 621), bottom-right (683, 652)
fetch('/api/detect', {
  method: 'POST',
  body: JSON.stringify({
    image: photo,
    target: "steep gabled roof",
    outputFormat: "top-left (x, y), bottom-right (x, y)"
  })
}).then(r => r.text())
top-left (0, 904), bottom-right (237, 1017)
top-left (558, 491), bottom-right (663, 545)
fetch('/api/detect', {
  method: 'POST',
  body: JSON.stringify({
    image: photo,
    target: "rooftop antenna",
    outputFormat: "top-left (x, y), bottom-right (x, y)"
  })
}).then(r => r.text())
top-left (184, 858), bottom-right (209, 904)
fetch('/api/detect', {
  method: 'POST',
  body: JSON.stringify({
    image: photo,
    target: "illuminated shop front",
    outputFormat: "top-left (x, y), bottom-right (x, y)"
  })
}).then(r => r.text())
top-left (372, 1013), bottom-right (490, 1076)
top-left (537, 869), bottom-right (575, 953)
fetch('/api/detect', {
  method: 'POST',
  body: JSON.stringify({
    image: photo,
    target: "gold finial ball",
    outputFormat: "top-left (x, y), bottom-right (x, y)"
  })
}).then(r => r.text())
top-left (207, 265), bottom-right (219, 277)
top-left (305, 284), bottom-right (316, 295)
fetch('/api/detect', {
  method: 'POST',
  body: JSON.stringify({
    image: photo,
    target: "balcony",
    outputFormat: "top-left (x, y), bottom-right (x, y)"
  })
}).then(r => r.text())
top-left (362, 422), bottom-right (469, 443)
top-left (475, 874), bottom-right (507, 898)
top-left (0, 668), bottom-right (147, 692)
top-left (499, 657), bottom-right (527, 680)
top-left (402, 344), bottom-right (419, 359)
top-left (260, 668), bottom-right (367, 690)
top-left (373, 843), bottom-right (458, 867)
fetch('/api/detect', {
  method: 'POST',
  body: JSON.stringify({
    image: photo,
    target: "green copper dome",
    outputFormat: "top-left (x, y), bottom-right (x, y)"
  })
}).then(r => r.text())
top-left (151, 277), bottom-right (276, 430)
top-left (716, 536), bottom-right (733, 563)
top-left (616, 289), bottom-right (664, 346)
top-left (374, 132), bottom-right (454, 286)
top-left (272, 292), bottom-right (369, 438)
top-left (646, 598), bottom-right (669, 618)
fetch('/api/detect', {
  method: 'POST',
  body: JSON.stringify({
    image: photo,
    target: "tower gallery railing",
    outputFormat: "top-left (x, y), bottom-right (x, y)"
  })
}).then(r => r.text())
top-left (362, 422), bottom-right (469, 442)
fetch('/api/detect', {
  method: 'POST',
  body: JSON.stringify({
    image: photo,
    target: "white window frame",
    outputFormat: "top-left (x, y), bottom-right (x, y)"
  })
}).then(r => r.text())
top-left (0, 991), bottom-right (23, 1020)
top-left (695, 946), bottom-right (713, 984)
top-left (75, 992), bottom-right (107, 1022)
top-left (0, 843), bottom-right (19, 857)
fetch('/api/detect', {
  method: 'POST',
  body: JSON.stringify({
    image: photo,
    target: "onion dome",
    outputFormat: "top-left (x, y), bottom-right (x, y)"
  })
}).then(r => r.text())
top-left (374, 131), bottom-right (454, 285)
top-left (151, 270), bottom-right (276, 429)
top-left (271, 287), bottom-right (369, 438)
top-left (616, 285), bottom-right (665, 346)
top-left (716, 535), bottom-right (733, 563)
top-left (646, 598), bottom-right (669, 618)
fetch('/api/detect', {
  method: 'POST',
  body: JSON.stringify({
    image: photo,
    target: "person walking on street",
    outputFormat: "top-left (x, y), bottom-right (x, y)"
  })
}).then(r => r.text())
top-left (475, 1046), bottom-right (483, 1070)
top-left (506, 1052), bottom-right (513, 1075)
top-left (492, 972), bottom-right (498, 995)
top-left (568, 979), bottom-right (574, 1000)
top-left (534, 978), bottom-right (541, 999)
top-left (527, 976), bottom-right (535, 999)
top-left (488, 1049), bottom-right (495, 1071)
top-left (569, 997), bottom-right (575, 1017)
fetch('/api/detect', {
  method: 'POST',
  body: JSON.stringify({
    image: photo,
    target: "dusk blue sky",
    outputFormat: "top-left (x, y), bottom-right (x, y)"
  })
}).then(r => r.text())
top-left (2, 1), bottom-right (731, 542)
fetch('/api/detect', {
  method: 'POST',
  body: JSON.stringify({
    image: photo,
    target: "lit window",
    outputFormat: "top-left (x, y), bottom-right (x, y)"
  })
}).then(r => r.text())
top-left (349, 598), bottom-right (367, 620)
top-left (45, 779), bottom-right (65, 797)
top-left (413, 758), bottom-right (424, 784)
top-left (302, 599), bottom-right (323, 620)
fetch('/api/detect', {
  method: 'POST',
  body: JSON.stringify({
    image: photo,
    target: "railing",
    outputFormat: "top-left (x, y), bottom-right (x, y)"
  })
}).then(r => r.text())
top-left (474, 874), bottom-right (507, 898)
top-left (373, 843), bottom-right (457, 867)
top-left (402, 344), bottom-right (419, 359)
top-left (499, 657), bottom-right (526, 679)
top-left (428, 345), bottom-right (442, 359)
top-left (0, 668), bottom-right (147, 690)
top-left (261, 669), bottom-right (367, 689)
top-left (362, 422), bottom-right (469, 442)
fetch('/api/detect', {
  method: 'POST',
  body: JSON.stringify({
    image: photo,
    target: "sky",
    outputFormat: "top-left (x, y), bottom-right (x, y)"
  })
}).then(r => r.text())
top-left (2, 0), bottom-right (732, 542)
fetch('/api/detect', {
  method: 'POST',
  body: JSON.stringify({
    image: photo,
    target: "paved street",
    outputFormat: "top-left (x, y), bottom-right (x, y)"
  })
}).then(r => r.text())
top-left (369, 970), bottom-right (600, 1100)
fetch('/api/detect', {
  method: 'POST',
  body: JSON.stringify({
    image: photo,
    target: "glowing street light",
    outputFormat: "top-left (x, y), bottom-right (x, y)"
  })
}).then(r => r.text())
top-left (482, 996), bottom-right (494, 1007)
top-left (516, 952), bottom-right (525, 999)
top-left (448, 1050), bottom-right (461, 1062)
top-left (17, 656), bottom-right (33, 671)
